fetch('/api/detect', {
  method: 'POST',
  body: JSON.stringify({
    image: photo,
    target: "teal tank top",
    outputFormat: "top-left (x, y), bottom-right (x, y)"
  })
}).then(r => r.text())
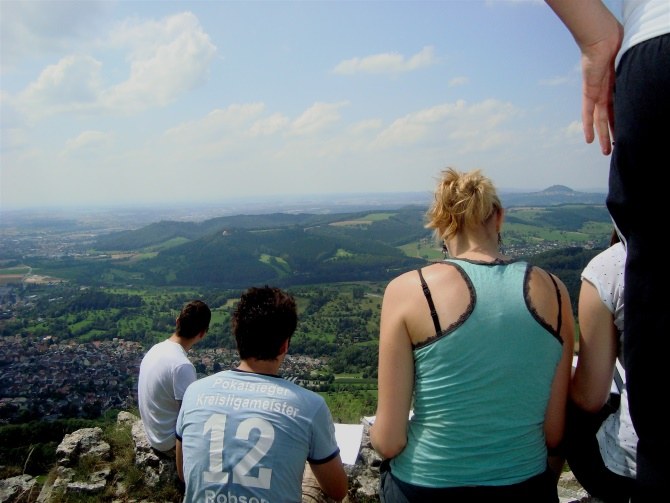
top-left (390, 259), bottom-right (563, 487)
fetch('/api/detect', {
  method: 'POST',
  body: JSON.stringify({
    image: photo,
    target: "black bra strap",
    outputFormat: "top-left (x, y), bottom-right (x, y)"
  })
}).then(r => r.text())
top-left (548, 273), bottom-right (562, 334)
top-left (418, 268), bottom-right (442, 335)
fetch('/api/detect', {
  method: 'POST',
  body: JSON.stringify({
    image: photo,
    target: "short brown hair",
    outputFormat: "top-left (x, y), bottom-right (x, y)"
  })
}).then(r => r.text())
top-left (232, 286), bottom-right (297, 361)
top-left (176, 300), bottom-right (211, 339)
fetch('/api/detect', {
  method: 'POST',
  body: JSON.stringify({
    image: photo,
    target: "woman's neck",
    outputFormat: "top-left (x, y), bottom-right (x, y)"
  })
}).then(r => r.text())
top-left (445, 236), bottom-right (505, 262)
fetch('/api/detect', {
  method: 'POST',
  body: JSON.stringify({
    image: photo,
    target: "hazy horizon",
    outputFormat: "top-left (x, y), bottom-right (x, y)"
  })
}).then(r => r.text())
top-left (0, 183), bottom-right (608, 213)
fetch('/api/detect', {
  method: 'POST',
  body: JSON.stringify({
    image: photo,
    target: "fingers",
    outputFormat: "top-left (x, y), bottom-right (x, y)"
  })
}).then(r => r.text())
top-left (581, 98), bottom-right (612, 156)
top-left (595, 101), bottom-right (613, 155)
top-left (581, 100), bottom-right (596, 145)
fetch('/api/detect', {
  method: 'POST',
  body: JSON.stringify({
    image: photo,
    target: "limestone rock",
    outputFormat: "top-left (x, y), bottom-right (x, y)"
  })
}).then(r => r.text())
top-left (0, 474), bottom-right (38, 503)
top-left (55, 427), bottom-right (110, 466)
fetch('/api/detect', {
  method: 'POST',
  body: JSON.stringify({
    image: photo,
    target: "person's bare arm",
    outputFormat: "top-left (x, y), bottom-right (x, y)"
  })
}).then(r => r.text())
top-left (572, 279), bottom-right (618, 412)
top-left (175, 438), bottom-right (184, 482)
top-left (543, 275), bottom-right (575, 450)
top-left (369, 275), bottom-right (415, 459)
top-left (545, 0), bottom-right (623, 154)
top-left (309, 455), bottom-right (348, 501)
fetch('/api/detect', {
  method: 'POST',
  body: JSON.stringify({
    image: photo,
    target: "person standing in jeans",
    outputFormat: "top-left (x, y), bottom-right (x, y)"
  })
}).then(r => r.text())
top-left (545, 1), bottom-right (670, 498)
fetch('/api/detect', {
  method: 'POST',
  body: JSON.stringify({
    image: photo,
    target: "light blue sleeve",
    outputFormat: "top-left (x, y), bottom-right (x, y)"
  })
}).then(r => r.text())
top-left (308, 399), bottom-right (340, 463)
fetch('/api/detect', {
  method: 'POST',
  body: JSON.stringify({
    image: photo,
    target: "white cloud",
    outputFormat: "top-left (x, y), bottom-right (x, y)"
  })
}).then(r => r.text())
top-left (369, 99), bottom-right (521, 159)
top-left (565, 120), bottom-right (584, 138)
top-left (289, 102), bottom-right (349, 136)
top-left (164, 103), bottom-right (266, 143)
top-left (249, 114), bottom-right (290, 137)
top-left (17, 55), bottom-right (104, 119)
top-left (332, 46), bottom-right (436, 75)
top-left (11, 11), bottom-right (217, 121)
top-left (1, 128), bottom-right (28, 152)
top-left (349, 119), bottom-right (383, 135)
top-left (371, 101), bottom-right (467, 149)
top-left (61, 130), bottom-right (114, 157)
top-left (102, 12), bottom-right (217, 112)
top-left (539, 75), bottom-right (571, 86)
top-left (0, 0), bottom-right (109, 71)
top-left (448, 76), bottom-right (469, 87)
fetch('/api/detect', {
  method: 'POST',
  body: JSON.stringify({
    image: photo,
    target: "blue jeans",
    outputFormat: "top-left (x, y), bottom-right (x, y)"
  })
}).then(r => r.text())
top-left (378, 458), bottom-right (558, 503)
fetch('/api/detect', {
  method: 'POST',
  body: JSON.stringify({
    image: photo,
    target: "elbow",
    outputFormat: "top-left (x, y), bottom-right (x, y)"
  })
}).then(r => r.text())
top-left (570, 389), bottom-right (607, 415)
top-left (326, 481), bottom-right (348, 502)
top-left (545, 430), bottom-right (563, 451)
top-left (371, 435), bottom-right (407, 460)
top-left (575, 400), bottom-right (604, 415)
top-left (375, 443), bottom-right (406, 460)
top-left (369, 423), bottom-right (407, 460)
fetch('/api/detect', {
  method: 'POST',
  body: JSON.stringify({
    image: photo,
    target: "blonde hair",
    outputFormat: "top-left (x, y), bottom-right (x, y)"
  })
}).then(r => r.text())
top-left (425, 167), bottom-right (502, 242)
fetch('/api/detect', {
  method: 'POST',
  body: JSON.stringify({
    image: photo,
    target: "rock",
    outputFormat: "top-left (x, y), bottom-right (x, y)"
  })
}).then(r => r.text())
top-left (0, 474), bottom-right (38, 503)
top-left (129, 414), bottom-right (178, 488)
top-left (38, 427), bottom-right (112, 501)
top-left (117, 410), bottom-right (139, 429)
top-left (55, 427), bottom-right (110, 466)
top-left (66, 467), bottom-right (110, 494)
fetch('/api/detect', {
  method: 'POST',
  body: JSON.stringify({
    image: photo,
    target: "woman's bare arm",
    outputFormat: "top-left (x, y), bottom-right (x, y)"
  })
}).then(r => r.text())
top-left (369, 274), bottom-right (415, 459)
top-left (543, 274), bottom-right (575, 449)
top-left (572, 279), bottom-right (618, 412)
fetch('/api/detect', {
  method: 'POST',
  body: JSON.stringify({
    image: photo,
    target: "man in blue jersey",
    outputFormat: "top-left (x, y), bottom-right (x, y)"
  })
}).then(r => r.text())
top-left (176, 286), bottom-right (348, 503)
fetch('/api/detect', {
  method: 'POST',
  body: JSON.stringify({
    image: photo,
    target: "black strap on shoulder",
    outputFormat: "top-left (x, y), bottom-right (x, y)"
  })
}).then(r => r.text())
top-left (548, 272), bottom-right (562, 335)
top-left (418, 268), bottom-right (442, 335)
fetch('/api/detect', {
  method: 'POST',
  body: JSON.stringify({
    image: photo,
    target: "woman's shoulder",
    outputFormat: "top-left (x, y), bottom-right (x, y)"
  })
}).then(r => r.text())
top-left (582, 243), bottom-right (625, 284)
top-left (527, 264), bottom-right (570, 301)
top-left (387, 268), bottom-right (419, 287)
top-left (385, 262), bottom-right (460, 294)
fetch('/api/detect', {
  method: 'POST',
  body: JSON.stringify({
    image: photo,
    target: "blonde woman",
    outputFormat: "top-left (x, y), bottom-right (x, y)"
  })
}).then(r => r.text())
top-left (370, 168), bottom-right (574, 502)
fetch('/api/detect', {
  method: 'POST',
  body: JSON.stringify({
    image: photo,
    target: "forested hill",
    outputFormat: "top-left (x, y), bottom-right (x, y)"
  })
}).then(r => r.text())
top-left (89, 206), bottom-right (430, 288)
top-left (77, 197), bottom-right (615, 297)
top-left (93, 212), bottom-right (350, 251)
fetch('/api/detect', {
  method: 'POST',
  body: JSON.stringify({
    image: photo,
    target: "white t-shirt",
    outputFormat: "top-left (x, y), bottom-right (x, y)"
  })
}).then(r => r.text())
top-left (581, 242), bottom-right (637, 478)
top-left (615, 0), bottom-right (670, 68)
top-left (138, 339), bottom-right (197, 452)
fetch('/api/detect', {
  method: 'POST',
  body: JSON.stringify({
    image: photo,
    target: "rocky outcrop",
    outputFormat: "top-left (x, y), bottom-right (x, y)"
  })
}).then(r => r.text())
top-left (0, 475), bottom-right (38, 503)
top-left (35, 427), bottom-right (112, 502)
top-left (0, 412), bottom-right (600, 503)
top-left (125, 412), bottom-right (179, 488)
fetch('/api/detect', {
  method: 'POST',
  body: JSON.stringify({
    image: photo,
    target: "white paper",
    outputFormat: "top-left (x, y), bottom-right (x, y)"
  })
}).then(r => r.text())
top-left (334, 423), bottom-right (364, 465)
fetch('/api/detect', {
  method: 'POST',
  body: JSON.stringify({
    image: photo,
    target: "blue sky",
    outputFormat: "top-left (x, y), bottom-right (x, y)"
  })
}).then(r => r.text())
top-left (1, 0), bottom-right (622, 210)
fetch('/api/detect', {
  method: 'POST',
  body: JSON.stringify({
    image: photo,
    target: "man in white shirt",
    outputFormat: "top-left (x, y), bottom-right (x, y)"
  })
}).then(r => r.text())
top-left (138, 299), bottom-right (210, 454)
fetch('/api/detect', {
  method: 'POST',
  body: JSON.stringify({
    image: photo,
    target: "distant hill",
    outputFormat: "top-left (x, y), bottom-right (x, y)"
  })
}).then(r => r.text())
top-left (500, 185), bottom-right (605, 207)
top-left (93, 212), bottom-right (347, 251)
